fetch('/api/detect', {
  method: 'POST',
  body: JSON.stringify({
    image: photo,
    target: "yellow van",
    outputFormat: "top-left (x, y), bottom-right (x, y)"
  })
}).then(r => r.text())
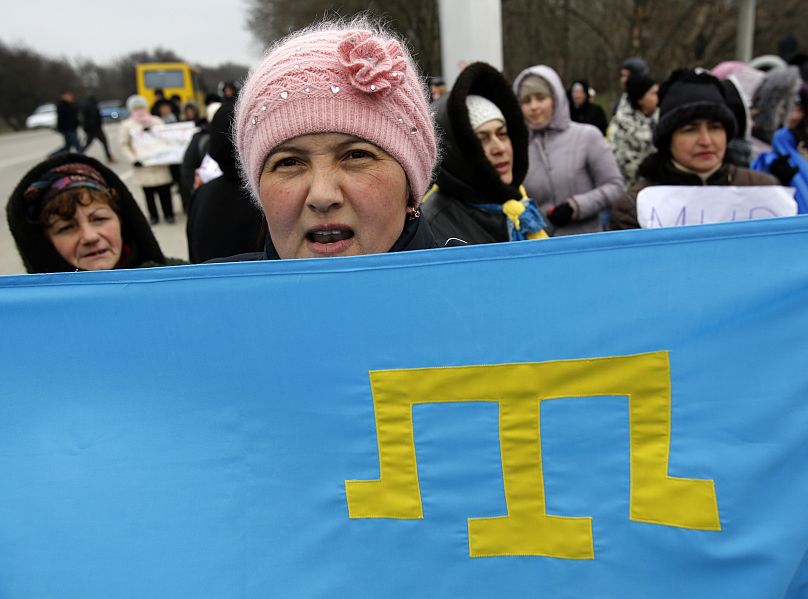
top-left (135, 62), bottom-right (205, 113)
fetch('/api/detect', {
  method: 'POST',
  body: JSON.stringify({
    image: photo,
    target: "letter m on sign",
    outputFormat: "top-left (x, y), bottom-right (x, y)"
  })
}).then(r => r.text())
top-left (345, 352), bottom-right (720, 559)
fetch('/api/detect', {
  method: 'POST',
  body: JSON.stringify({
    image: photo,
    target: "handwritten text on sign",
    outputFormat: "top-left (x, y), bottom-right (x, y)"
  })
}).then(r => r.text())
top-left (131, 121), bottom-right (198, 166)
top-left (637, 185), bottom-right (796, 228)
top-left (345, 352), bottom-right (720, 560)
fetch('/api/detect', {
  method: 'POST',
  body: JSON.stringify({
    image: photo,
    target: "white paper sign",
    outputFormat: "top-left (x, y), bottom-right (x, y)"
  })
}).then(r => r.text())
top-left (636, 185), bottom-right (797, 228)
top-left (131, 122), bottom-right (198, 166)
top-left (198, 153), bottom-right (223, 184)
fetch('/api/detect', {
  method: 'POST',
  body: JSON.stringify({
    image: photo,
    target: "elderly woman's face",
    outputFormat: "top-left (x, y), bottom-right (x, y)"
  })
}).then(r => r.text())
top-left (46, 198), bottom-right (123, 270)
top-left (259, 133), bottom-right (409, 259)
top-left (670, 118), bottom-right (726, 173)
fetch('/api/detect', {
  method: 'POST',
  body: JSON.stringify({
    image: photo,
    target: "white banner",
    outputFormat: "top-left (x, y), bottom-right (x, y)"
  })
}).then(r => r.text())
top-left (637, 185), bottom-right (797, 228)
top-left (131, 122), bottom-right (198, 166)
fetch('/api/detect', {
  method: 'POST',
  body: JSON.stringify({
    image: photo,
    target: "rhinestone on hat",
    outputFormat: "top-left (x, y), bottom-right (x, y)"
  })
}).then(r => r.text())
top-left (370, 85), bottom-right (377, 91)
top-left (280, 91), bottom-right (289, 99)
top-left (331, 84), bottom-right (340, 94)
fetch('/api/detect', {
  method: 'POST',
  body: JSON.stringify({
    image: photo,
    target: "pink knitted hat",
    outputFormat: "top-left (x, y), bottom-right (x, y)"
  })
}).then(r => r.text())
top-left (235, 22), bottom-right (437, 207)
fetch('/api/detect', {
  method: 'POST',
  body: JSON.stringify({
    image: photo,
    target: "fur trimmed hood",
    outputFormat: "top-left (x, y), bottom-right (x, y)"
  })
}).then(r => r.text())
top-left (752, 66), bottom-right (801, 143)
top-left (512, 64), bottom-right (570, 132)
top-left (433, 62), bottom-right (528, 205)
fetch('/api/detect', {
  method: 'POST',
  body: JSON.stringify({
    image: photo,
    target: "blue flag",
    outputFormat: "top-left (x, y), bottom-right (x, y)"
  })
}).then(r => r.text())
top-left (1, 217), bottom-right (808, 598)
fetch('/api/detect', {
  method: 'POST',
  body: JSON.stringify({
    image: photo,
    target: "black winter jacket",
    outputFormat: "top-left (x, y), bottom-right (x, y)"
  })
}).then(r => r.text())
top-left (569, 100), bottom-right (608, 135)
top-left (81, 100), bottom-right (103, 131)
top-left (610, 152), bottom-right (780, 230)
top-left (186, 101), bottom-right (264, 263)
top-left (56, 99), bottom-right (80, 131)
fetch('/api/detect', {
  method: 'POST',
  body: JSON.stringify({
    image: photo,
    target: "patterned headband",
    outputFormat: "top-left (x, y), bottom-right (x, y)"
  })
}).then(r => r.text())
top-left (23, 163), bottom-right (111, 220)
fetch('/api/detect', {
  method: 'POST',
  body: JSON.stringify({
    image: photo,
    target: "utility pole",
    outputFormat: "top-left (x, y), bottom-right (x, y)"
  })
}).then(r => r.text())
top-left (736, 0), bottom-right (756, 62)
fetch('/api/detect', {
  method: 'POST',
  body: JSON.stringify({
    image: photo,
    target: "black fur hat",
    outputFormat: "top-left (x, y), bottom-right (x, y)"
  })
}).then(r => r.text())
top-left (653, 69), bottom-right (737, 151)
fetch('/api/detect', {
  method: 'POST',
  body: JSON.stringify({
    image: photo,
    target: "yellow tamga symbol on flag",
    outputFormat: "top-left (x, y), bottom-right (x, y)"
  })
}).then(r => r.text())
top-left (346, 351), bottom-right (720, 559)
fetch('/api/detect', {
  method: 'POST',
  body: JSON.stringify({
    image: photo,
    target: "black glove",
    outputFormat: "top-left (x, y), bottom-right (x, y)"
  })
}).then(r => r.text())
top-left (133, 161), bottom-right (143, 167)
top-left (770, 155), bottom-right (799, 185)
top-left (547, 201), bottom-right (574, 227)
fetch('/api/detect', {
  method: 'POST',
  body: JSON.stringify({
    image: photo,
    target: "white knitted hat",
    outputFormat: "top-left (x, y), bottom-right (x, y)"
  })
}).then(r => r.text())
top-left (465, 94), bottom-right (505, 131)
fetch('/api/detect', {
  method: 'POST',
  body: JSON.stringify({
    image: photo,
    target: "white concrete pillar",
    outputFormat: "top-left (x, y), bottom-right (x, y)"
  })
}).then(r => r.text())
top-left (438, 0), bottom-right (503, 87)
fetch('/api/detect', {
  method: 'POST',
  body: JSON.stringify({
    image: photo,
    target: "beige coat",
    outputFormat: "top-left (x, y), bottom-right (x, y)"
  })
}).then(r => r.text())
top-left (118, 115), bottom-right (173, 188)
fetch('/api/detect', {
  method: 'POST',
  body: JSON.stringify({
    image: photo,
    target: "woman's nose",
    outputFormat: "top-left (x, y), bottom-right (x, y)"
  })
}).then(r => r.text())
top-left (306, 167), bottom-right (344, 212)
top-left (696, 126), bottom-right (712, 145)
top-left (78, 223), bottom-right (101, 244)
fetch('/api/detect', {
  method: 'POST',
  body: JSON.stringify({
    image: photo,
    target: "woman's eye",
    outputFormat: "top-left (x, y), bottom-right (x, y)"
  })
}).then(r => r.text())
top-left (346, 149), bottom-right (373, 160)
top-left (54, 223), bottom-right (75, 234)
top-left (272, 157), bottom-right (300, 169)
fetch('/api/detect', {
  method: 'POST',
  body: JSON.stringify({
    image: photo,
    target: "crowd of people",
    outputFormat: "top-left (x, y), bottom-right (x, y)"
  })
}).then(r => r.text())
top-left (6, 18), bottom-right (808, 273)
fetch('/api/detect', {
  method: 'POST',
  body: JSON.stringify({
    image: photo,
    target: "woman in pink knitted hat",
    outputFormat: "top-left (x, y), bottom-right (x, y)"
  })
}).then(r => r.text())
top-left (227, 18), bottom-right (444, 261)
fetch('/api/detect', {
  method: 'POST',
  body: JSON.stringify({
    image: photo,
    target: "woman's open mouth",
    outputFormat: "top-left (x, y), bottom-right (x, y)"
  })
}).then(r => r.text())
top-left (305, 226), bottom-right (355, 255)
top-left (82, 249), bottom-right (110, 260)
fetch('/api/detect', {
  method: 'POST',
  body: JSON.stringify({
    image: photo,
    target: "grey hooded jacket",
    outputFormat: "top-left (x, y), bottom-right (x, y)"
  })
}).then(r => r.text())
top-left (513, 65), bottom-right (624, 235)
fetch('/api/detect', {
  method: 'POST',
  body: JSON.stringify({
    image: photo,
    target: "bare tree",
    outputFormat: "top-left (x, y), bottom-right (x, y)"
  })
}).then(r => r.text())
top-left (0, 42), bottom-right (251, 130)
top-left (503, 0), bottom-right (806, 101)
top-left (0, 41), bottom-right (85, 129)
top-left (244, 0), bottom-right (442, 77)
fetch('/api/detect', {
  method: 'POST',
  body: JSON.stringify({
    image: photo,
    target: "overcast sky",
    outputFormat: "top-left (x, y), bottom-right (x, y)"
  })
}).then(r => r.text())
top-left (1, 0), bottom-right (262, 67)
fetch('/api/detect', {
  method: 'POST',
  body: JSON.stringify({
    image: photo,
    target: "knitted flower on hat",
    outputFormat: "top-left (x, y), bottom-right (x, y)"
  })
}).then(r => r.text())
top-left (337, 32), bottom-right (407, 96)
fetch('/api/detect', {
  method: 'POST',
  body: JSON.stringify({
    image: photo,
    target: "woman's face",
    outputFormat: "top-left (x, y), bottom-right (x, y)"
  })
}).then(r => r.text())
top-left (474, 119), bottom-right (513, 185)
top-left (258, 133), bottom-right (409, 259)
top-left (571, 86), bottom-right (587, 107)
top-left (670, 118), bottom-right (727, 173)
top-left (520, 92), bottom-right (554, 128)
top-left (46, 199), bottom-right (123, 270)
top-left (638, 84), bottom-right (659, 116)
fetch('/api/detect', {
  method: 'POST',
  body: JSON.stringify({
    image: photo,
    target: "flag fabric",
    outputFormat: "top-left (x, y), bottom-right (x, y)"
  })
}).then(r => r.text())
top-left (1, 216), bottom-right (808, 598)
